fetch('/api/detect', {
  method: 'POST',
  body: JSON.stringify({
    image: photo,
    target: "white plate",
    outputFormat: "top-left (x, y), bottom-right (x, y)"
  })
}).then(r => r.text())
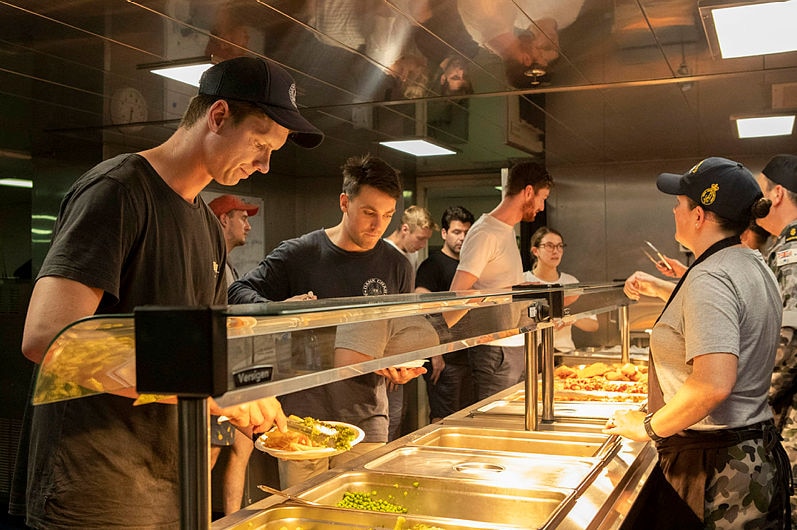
top-left (391, 359), bottom-right (429, 369)
top-left (254, 421), bottom-right (365, 461)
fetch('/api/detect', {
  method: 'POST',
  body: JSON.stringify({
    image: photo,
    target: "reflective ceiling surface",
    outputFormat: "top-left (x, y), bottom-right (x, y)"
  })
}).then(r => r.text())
top-left (1, 0), bottom-right (796, 176)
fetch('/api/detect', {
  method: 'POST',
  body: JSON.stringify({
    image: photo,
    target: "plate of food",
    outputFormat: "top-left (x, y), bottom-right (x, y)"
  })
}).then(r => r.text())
top-left (391, 359), bottom-right (429, 369)
top-left (254, 416), bottom-right (364, 460)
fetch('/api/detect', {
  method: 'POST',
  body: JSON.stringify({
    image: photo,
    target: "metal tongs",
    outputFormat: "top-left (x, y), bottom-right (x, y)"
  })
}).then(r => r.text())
top-left (257, 484), bottom-right (319, 506)
top-left (285, 415), bottom-right (341, 448)
top-left (219, 414), bottom-right (343, 447)
top-left (642, 240), bottom-right (674, 272)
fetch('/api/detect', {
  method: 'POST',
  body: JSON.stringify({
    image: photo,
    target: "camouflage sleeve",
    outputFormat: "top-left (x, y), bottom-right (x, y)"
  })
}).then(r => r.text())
top-left (770, 328), bottom-right (797, 410)
top-left (774, 240), bottom-right (797, 322)
top-left (769, 236), bottom-right (797, 410)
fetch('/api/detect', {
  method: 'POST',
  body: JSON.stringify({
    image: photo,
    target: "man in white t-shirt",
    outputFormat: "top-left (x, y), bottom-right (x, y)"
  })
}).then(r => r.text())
top-left (449, 161), bottom-right (553, 400)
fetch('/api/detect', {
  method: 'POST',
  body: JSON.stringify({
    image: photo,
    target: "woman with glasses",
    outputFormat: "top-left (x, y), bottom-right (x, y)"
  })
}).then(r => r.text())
top-left (523, 226), bottom-right (598, 352)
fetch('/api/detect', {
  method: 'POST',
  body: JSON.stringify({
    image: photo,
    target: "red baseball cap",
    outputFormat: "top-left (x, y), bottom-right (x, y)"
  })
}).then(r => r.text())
top-left (208, 194), bottom-right (259, 217)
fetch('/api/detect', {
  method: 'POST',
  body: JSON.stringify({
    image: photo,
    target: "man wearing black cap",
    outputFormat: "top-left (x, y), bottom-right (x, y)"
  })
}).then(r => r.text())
top-left (13, 57), bottom-right (322, 528)
top-left (753, 153), bottom-right (797, 525)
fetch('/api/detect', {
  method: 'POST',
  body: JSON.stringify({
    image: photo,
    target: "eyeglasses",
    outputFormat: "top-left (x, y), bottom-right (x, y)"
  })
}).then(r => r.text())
top-left (538, 243), bottom-right (566, 251)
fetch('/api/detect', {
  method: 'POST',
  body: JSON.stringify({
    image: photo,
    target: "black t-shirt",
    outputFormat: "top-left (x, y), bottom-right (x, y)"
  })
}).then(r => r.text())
top-left (26, 154), bottom-right (226, 529)
top-left (415, 249), bottom-right (470, 364)
top-left (229, 229), bottom-right (412, 442)
top-left (229, 229), bottom-right (412, 302)
top-left (415, 249), bottom-right (459, 292)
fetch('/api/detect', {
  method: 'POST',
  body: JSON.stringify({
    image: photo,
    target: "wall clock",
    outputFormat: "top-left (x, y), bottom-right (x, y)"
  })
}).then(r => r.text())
top-left (110, 87), bottom-right (149, 127)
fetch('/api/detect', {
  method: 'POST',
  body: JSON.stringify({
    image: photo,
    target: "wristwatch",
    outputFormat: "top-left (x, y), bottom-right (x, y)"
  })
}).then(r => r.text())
top-left (643, 412), bottom-right (665, 442)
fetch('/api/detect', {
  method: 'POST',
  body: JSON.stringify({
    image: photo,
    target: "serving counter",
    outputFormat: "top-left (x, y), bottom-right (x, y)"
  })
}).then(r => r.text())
top-left (33, 282), bottom-right (655, 529)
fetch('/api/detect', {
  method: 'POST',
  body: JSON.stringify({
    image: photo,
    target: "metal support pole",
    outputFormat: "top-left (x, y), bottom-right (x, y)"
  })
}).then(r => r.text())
top-left (619, 305), bottom-right (630, 365)
top-left (540, 326), bottom-right (555, 423)
top-left (178, 397), bottom-right (211, 530)
top-left (525, 330), bottom-right (539, 431)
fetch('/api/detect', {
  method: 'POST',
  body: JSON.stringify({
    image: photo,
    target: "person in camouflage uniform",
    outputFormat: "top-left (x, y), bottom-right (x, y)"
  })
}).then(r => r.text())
top-left (754, 154), bottom-right (797, 526)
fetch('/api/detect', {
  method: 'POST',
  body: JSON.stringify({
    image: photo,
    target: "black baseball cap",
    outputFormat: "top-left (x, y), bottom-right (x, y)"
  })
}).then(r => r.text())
top-left (762, 154), bottom-right (797, 193)
top-left (656, 157), bottom-right (762, 223)
top-left (199, 57), bottom-right (323, 149)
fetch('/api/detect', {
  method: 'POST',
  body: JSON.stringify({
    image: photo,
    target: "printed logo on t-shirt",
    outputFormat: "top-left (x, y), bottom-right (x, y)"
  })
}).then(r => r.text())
top-left (362, 278), bottom-right (388, 296)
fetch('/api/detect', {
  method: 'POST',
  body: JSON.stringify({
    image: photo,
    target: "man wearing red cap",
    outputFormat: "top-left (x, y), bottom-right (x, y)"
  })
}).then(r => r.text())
top-left (207, 194), bottom-right (259, 516)
top-left (209, 194), bottom-right (260, 287)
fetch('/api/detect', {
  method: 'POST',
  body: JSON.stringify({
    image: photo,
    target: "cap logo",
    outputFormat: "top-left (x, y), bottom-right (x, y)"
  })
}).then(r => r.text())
top-left (701, 183), bottom-right (719, 206)
top-left (288, 83), bottom-right (297, 109)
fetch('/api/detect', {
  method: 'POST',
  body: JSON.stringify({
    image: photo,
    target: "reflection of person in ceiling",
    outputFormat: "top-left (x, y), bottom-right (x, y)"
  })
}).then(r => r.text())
top-left (204, 0), bottom-right (263, 62)
top-left (436, 55), bottom-right (473, 96)
top-left (410, 0), bottom-right (477, 97)
top-left (202, 1), bottom-right (385, 103)
top-left (456, 0), bottom-right (585, 87)
top-left (303, 0), bottom-right (431, 100)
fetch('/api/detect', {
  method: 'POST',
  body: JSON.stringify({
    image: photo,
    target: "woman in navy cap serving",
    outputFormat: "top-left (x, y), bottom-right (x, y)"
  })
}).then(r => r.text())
top-left (615, 157), bottom-right (791, 529)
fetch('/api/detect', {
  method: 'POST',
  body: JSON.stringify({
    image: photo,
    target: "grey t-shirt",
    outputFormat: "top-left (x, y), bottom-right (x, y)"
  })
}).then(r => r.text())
top-left (651, 246), bottom-right (781, 429)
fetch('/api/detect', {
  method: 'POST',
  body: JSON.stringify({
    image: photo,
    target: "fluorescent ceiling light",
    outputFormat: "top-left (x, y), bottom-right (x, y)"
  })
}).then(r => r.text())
top-left (735, 115), bottom-right (795, 138)
top-left (701, 0), bottom-right (797, 58)
top-left (0, 178), bottom-right (33, 188)
top-left (379, 139), bottom-right (456, 157)
top-left (138, 57), bottom-right (214, 87)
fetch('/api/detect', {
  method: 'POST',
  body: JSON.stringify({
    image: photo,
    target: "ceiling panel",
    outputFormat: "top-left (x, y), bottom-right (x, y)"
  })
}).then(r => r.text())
top-left (0, 0), bottom-right (795, 175)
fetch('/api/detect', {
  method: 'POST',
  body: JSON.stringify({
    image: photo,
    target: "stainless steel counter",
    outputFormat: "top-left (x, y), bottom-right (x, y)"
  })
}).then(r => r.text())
top-left (213, 382), bottom-right (657, 530)
top-left (33, 282), bottom-right (641, 528)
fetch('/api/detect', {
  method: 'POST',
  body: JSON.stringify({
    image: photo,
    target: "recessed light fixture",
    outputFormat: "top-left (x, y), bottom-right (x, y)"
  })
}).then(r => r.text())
top-left (138, 56), bottom-right (214, 87)
top-left (735, 115), bottom-right (795, 138)
top-left (0, 178), bottom-right (33, 188)
top-left (379, 139), bottom-right (456, 157)
top-left (700, 0), bottom-right (797, 58)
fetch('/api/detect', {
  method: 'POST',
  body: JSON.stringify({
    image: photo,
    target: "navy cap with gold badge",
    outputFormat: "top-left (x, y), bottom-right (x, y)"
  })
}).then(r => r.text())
top-left (762, 154), bottom-right (797, 193)
top-left (656, 157), bottom-right (762, 223)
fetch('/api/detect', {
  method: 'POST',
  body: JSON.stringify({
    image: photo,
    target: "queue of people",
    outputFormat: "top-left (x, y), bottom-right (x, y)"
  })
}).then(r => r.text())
top-left (9, 49), bottom-right (797, 530)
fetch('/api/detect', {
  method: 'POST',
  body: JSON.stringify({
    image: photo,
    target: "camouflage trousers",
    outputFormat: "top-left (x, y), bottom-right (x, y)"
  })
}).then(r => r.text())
top-left (776, 403), bottom-right (797, 527)
top-left (703, 437), bottom-right (788, 529)
top-left (657, 421), bottom-right (791, 530)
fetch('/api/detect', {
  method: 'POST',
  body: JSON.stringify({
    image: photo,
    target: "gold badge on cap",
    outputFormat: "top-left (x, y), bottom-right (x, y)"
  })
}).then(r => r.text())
top-left (701, 183), bottom-right (719, 206)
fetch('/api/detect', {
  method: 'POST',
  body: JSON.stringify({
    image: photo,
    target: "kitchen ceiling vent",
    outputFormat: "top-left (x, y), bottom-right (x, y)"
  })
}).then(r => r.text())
top-left (773, 82), bottom-right (797, 110)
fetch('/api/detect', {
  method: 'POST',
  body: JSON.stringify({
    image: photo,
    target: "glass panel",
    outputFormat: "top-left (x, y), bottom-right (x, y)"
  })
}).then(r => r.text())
top-left (33, 283), bottom-right (628, 406)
